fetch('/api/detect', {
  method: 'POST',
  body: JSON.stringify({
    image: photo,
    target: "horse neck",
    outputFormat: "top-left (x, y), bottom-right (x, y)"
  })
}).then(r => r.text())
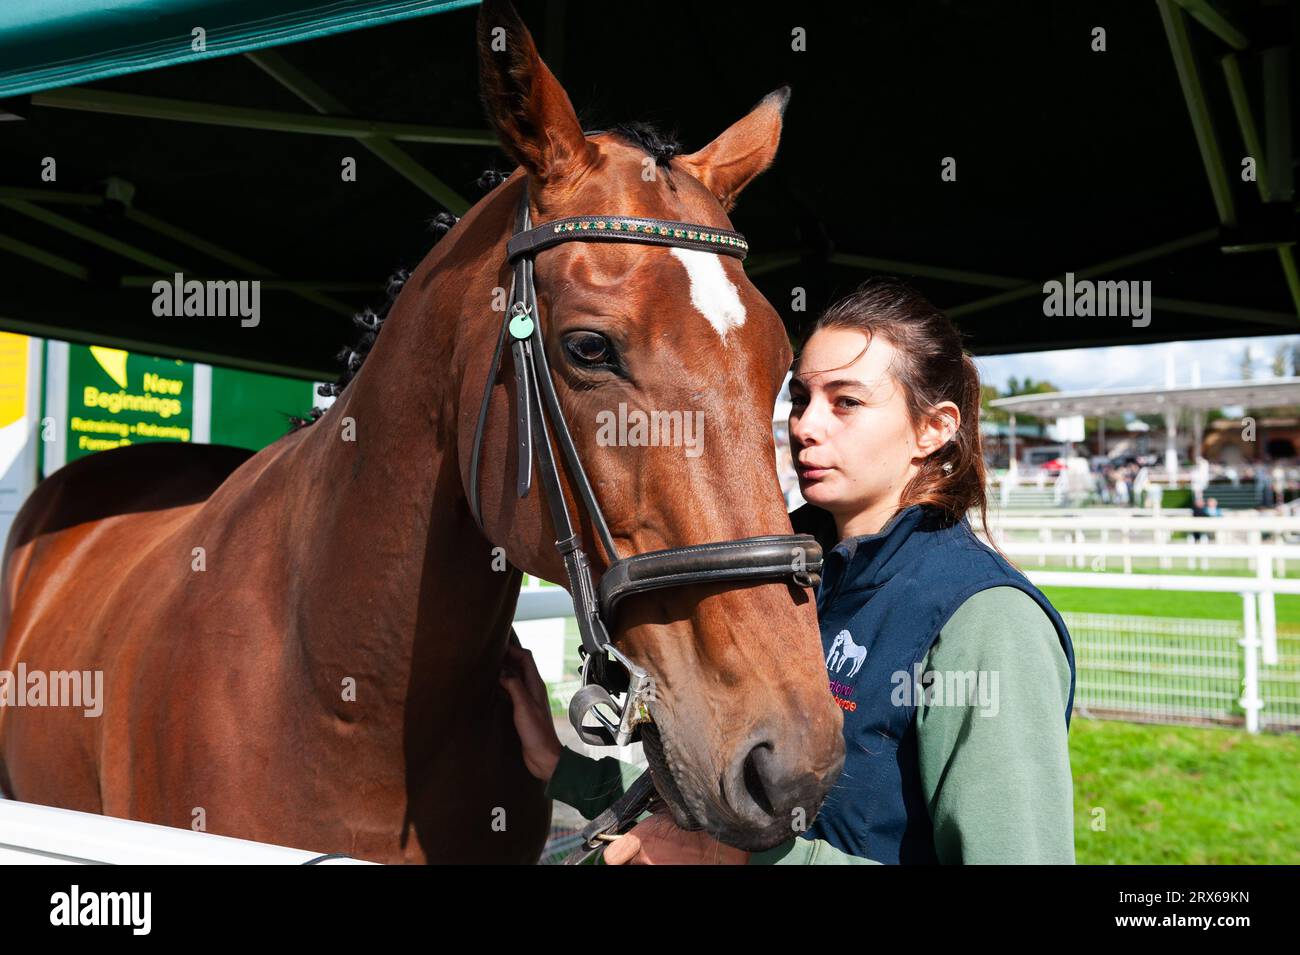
top-left (281, 181), bottom-right (521, 728)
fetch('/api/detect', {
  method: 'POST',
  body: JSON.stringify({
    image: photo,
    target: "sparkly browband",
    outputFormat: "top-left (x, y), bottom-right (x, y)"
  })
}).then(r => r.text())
top-left (506, 214), bottom-right (749, 262)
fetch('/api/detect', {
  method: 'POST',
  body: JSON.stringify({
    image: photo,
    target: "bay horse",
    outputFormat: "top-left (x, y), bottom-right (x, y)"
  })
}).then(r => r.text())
top-left (0, 0), bottom-right (844, 863)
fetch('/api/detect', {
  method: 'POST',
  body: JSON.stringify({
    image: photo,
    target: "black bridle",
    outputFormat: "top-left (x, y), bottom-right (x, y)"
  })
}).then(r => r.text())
top-left (469, 185), bottom-right (823, 747)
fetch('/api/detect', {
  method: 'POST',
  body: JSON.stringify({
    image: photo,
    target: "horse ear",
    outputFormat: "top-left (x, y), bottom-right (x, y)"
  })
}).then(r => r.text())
top-left (677, 87), bottom-right (790, 213)
top-left (476, 0), bottom-right (595, 184)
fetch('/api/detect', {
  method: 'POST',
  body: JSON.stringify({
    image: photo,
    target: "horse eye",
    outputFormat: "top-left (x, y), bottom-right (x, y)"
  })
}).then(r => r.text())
top-left (564, 332), bottom-right (612, 366)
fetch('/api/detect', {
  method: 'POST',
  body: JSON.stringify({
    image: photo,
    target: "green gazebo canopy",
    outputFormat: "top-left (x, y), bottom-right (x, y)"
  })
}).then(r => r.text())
top-left (0, 0), bottom-right (476, 97)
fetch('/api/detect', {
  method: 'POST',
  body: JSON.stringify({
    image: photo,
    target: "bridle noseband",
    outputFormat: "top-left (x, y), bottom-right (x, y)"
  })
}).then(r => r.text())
top-left (469, 185), bottom-right (823, 746)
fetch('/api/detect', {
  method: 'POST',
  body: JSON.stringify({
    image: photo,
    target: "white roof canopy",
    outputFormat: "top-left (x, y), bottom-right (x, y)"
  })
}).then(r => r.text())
top-left (989, 377), bottom-right (1300, 418)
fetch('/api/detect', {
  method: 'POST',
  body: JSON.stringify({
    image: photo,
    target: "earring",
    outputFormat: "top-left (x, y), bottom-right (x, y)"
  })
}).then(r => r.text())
top-left (941, 461), bottom-right (954, 473)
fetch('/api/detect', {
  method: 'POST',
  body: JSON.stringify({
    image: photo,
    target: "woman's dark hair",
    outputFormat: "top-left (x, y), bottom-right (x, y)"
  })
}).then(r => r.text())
top-left (806, 276), bottom-right (995, 542)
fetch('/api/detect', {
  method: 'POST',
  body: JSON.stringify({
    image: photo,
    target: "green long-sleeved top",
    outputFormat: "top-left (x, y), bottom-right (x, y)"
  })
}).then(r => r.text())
top-left (546, 585), bottom-right (1075, 864)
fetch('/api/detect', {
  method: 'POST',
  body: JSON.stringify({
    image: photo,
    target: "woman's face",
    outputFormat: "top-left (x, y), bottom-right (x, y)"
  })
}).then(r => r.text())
top-left (788, 327), bottom-right (953, 524)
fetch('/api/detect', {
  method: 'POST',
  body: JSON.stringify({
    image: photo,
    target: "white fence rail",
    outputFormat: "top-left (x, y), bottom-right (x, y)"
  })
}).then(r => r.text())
top-left (991, 514), bottom-right (1300, 534)
top-left (0, 799), bottom-right (374, 864)
top-left (989, 515), bottom-right (1300, 575)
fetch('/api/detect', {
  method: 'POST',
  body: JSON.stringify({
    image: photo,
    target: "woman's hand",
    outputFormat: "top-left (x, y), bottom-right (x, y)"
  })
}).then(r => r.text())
top-left (498, 642), bottom-right (563, 783)
top-left (603, 812), bottom-right (750, 865)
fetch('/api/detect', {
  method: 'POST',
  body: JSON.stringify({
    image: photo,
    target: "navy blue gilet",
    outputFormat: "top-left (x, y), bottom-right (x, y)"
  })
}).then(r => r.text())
top-left (791, 502), bottom-right (1076, 864)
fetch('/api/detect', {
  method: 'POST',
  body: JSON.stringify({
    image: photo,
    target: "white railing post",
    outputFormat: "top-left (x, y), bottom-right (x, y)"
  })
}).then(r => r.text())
top-left (1240, 592), bottom-right (1262, 734)
top-left (1258, 551), bottom-right (1278, 666)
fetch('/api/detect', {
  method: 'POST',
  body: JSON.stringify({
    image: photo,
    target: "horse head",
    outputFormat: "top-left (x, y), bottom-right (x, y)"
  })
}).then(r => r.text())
top-left (463, 0), bottom-right (843, 850)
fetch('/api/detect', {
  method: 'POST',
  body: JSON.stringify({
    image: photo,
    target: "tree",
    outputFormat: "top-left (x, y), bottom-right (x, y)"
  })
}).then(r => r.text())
top-left (1272, 339), bottom-right (1299, 379)
top-left (980, 383), bottom-right (1005, 423)
top-left (1239, 345), bottom-right (1255, 380)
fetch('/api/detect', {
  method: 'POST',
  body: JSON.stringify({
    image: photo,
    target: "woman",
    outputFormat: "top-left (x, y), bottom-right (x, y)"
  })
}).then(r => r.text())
top-left (500, 277), bottom-right (1077, 864)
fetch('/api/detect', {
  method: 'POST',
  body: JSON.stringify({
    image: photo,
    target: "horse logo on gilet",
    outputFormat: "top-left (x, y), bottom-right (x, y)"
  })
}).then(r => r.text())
top-left (826, 629), bottom-right (867, 678)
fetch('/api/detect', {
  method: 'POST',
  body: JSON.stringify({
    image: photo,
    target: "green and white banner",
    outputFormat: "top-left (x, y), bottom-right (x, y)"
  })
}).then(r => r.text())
top-left (42, 340), bottom-right (320, 476)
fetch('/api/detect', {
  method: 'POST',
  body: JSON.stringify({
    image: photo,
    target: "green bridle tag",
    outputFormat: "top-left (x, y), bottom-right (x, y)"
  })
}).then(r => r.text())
top-left (509, 308), bottom-right (534, 340)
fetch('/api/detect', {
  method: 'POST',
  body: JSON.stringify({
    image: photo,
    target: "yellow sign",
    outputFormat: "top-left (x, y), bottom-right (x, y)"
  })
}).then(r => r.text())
top-left (0, 333), bottom-right (28, 430)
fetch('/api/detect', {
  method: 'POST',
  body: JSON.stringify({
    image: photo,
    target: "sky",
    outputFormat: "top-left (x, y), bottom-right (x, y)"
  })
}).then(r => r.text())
top-left (973, 333), bottom-right (1300, 395)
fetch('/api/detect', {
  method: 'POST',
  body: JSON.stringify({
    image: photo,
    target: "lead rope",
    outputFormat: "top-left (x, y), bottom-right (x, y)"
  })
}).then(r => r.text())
top-left (560, 769), bottom-right (659, 865)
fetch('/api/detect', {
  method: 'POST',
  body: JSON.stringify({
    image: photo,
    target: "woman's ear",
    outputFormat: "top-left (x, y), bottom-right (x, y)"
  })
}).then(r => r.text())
top-left (915, 402), bottom-right (961, 457)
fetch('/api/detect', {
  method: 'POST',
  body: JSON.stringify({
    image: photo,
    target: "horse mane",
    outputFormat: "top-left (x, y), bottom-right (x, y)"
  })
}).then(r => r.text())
top-left (603, 121), bottom-right (682, 166)
top-left (288, 124), bottom-right (681, 431)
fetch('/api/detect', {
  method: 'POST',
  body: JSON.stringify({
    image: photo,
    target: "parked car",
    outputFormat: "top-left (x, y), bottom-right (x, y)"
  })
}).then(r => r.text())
top-left (1022, 445), bottom-right (1071, 470)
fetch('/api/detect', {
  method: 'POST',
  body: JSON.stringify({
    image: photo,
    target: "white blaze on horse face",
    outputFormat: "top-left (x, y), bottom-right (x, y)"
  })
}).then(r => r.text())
top-left (669, 248), bottom-right (746, 339)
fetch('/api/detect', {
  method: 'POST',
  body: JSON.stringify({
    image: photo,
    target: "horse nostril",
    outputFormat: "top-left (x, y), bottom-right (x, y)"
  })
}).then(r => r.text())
top-left (741, 743), bottom-right (778, 818)
top-left (723, 733), bottom-right (830, 832)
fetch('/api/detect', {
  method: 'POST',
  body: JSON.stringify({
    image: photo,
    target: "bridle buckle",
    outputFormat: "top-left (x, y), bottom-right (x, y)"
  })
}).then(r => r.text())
top-left (569, 643), bottom-right (655, 747)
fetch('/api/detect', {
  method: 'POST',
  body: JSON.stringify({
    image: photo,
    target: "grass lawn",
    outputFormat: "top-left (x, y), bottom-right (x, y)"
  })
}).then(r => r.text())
top-left (1070, 717), bottom-right (1299, 863)
top-left (1041, 584), bottom-right (1300, 625)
